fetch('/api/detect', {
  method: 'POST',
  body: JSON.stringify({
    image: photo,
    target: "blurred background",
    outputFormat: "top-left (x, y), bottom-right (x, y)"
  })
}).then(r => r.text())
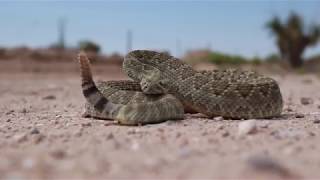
top-left (0, 1), bottom-right (319, 73)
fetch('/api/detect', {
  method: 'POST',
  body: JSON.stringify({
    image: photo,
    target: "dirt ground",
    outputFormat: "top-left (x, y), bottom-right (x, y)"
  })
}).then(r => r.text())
top-left (1, 62), bottom-right (320, 179)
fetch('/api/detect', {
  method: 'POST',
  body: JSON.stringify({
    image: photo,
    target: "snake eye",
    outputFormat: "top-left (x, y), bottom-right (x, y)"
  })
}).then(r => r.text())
top-left (159, 81), bottom-right (164, 86)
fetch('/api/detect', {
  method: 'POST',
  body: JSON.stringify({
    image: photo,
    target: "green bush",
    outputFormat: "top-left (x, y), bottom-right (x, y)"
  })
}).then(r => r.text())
top-left (78, 40), bottom-right (101, 54)
top-left (207, 51), bottom-right (247, 65)
top-left (251, 56), bottom-right (262, 65)
top-left (265, 54), bottom-right (281, 63)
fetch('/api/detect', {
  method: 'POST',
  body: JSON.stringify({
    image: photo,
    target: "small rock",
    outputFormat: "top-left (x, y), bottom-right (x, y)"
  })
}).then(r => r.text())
top-left (6, 119), bottom-right (11, 122)
top-left (270, 129), bottom-right (304, 140)
top-left (283, 146), bottom-right (302, 155)
top-left (5, 110), bottom-right (14, 115)
top-left (81, 122), bottom-right (92, 127)
top-left (55, 115), bottom-right (62, 119)
top-left (216, 124), bottom-right (224, 130)
top-left (13, 134), bottom-right (28, 143)
top-left (221, 131), bottom-right (229, 137)
top-left (302, 79), bottom-right (312, 84)
top-left (201, 131), bottom-right (208, 136)
top-left (33, 134), bottom-right (45, 144)
top-left (131, 141), bottom-right (140, 151)
top-left (318, 105), bottom-right (320, 109)
top-left (30, 128), bottom-right (40, 135)
top-left (106, 133), bottom-right (114, 140)
top-left (178, 148), bottom-right (193, 158)
top-left (74, 128), bottom-right (83, 137)
top-left (104, 122), bottom-right (114, 126)
top-left (42, 95), bottom-right (56, 100)
top-left (285, 107), bottom-right (293, 112)
top-left (157, 128), bottom-right (164, 133)
top-left (50, 149), bottom-right (66, 159)
top-left (175, 132), bottom-right (182, 138)
top-left (20, 108), bottom-right (27, 114)
top-left (295, 114), bottom-right (305, 118)
top-left (313, 120), bottom-right (320, 124)
top-left (22, 157), bottom-right (36, 169)
top-left (246, 155), bottom-right (294, 178)
top-left (260, 123), bottom-right (269, 128)
top-left (127, 128), bottom-right (140, 134)
top-left (300, 97), bottom-right (313, 105)
top-left (308, 131), bottom-right (316, 137)
top-left (213, 116), bottom-right (224, 121)
top-left (238, 120), bottom-right (258, 136)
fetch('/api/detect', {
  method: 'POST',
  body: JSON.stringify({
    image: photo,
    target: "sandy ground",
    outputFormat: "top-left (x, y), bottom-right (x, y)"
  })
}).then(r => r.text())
top-left (1, 63), bottom-right (320, 179)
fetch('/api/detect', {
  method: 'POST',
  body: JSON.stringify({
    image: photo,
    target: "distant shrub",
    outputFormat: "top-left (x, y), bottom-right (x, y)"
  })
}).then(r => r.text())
top-left (207, 51), bottom-right (247, 65)
top-left (251, 56), bottom-right (262, 65)
top-left (0, 48), bottom-right (6, 58)
top-left (78, 40), bottom-right (101, 54)
top-left (265, 54), bottom-right (281, 63)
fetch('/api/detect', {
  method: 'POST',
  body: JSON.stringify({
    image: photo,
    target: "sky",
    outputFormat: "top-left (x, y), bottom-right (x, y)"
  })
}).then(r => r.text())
top-left (0, 1), bottom-right (320, 58)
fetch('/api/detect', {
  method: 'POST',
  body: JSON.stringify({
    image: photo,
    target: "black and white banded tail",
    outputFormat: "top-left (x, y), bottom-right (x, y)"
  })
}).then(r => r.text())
top-left (78, 52), bottom-right (122, 119)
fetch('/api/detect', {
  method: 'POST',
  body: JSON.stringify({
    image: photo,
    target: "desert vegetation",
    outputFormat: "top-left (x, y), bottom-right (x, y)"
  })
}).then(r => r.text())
top-left (266, 12), bottom-right (320, 68)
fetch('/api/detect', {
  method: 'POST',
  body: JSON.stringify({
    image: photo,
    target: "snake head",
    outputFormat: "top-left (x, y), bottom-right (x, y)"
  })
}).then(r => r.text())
top-left (140, 69), bottom-right (169, 94)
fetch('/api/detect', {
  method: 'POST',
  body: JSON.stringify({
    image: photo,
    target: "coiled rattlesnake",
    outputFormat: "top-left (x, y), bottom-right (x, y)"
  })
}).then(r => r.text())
top-left (78, 50), bottom-right (283, 125)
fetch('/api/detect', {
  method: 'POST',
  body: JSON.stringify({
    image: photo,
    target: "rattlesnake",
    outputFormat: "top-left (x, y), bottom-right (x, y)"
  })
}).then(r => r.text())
top-left (78, 50), bottom-right (283, 125)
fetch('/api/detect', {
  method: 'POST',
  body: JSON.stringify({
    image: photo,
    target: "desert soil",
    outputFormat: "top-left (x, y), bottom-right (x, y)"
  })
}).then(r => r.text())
top-left (1, 62), bottom-right (320, 179)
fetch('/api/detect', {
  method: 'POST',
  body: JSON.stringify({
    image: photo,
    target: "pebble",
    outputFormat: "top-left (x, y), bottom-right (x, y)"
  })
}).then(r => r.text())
top-left (42, 95), bottom-right (56, 100)
top-left (13, 134), bottom-right (28, 143)
top-left (33, 134), bottom-right (45, 144)
top-left (22, 157), bottom-right (36, 169)
top-left (157, 128), bottom-right (165, 133)
top-left (246, 155), bottom-right (293, 178)
top-left (238, 120), bottom-right (258, 136)
top-left (127, 128), bottom-right (141, 135)
top-left (74, 128), bottom-right (83, 137)
top-left (106, 133), bottom-right (114, 140)
top-left (175, 132), bottom-right (182, 138)
top-left (131, 141), bottom-right (140, 151)
top-left (285, 107), bottom-right (293, 112)
top-left (221, 131), bottom-right (230, 137)
top-left (5, 110), bottom-right (14, 115)
top-left (302, 78), bottom-right (312, 84)
top-left (260, 122), bottom-right (269, 128)
top-left (20, 108), bottom-right (27, 114)
top-left (81, 122), bottom-right (92, 127)
top-left (30, 128), bottom-right (40, 134)
top-left (50, 149), bottom-right (66, 159)
top-left (313, 120), bottom-right (320, 124)
top-left (270, 129), bottom-right (304, 140)
top-left (300, 97), bottom-right (313, 105)
top-left (55, 115), bottom-right (62, 119)
top-left (295, 114), bottom-right (305, 118)
top-left (283, 146), bottom-right (303, 155)
top-left (216, 124), bottom-right (224, 130)
top-left (213, 116), bottom-right (224, 121)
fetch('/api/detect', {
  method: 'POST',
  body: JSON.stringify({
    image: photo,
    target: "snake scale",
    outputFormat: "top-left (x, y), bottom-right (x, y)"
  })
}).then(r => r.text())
top-left (78, 50), bottom-right (283, 125)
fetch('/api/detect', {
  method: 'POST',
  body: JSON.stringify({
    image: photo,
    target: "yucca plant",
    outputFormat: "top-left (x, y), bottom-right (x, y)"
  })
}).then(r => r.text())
top-left (266, 12), bottom-right (320, 68)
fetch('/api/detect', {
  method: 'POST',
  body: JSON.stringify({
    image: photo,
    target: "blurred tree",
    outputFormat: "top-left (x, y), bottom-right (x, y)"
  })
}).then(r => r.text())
top-left (266, 12), bottom-right (320, 68)
top-left (78, 40), bottom-right (101, 54)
